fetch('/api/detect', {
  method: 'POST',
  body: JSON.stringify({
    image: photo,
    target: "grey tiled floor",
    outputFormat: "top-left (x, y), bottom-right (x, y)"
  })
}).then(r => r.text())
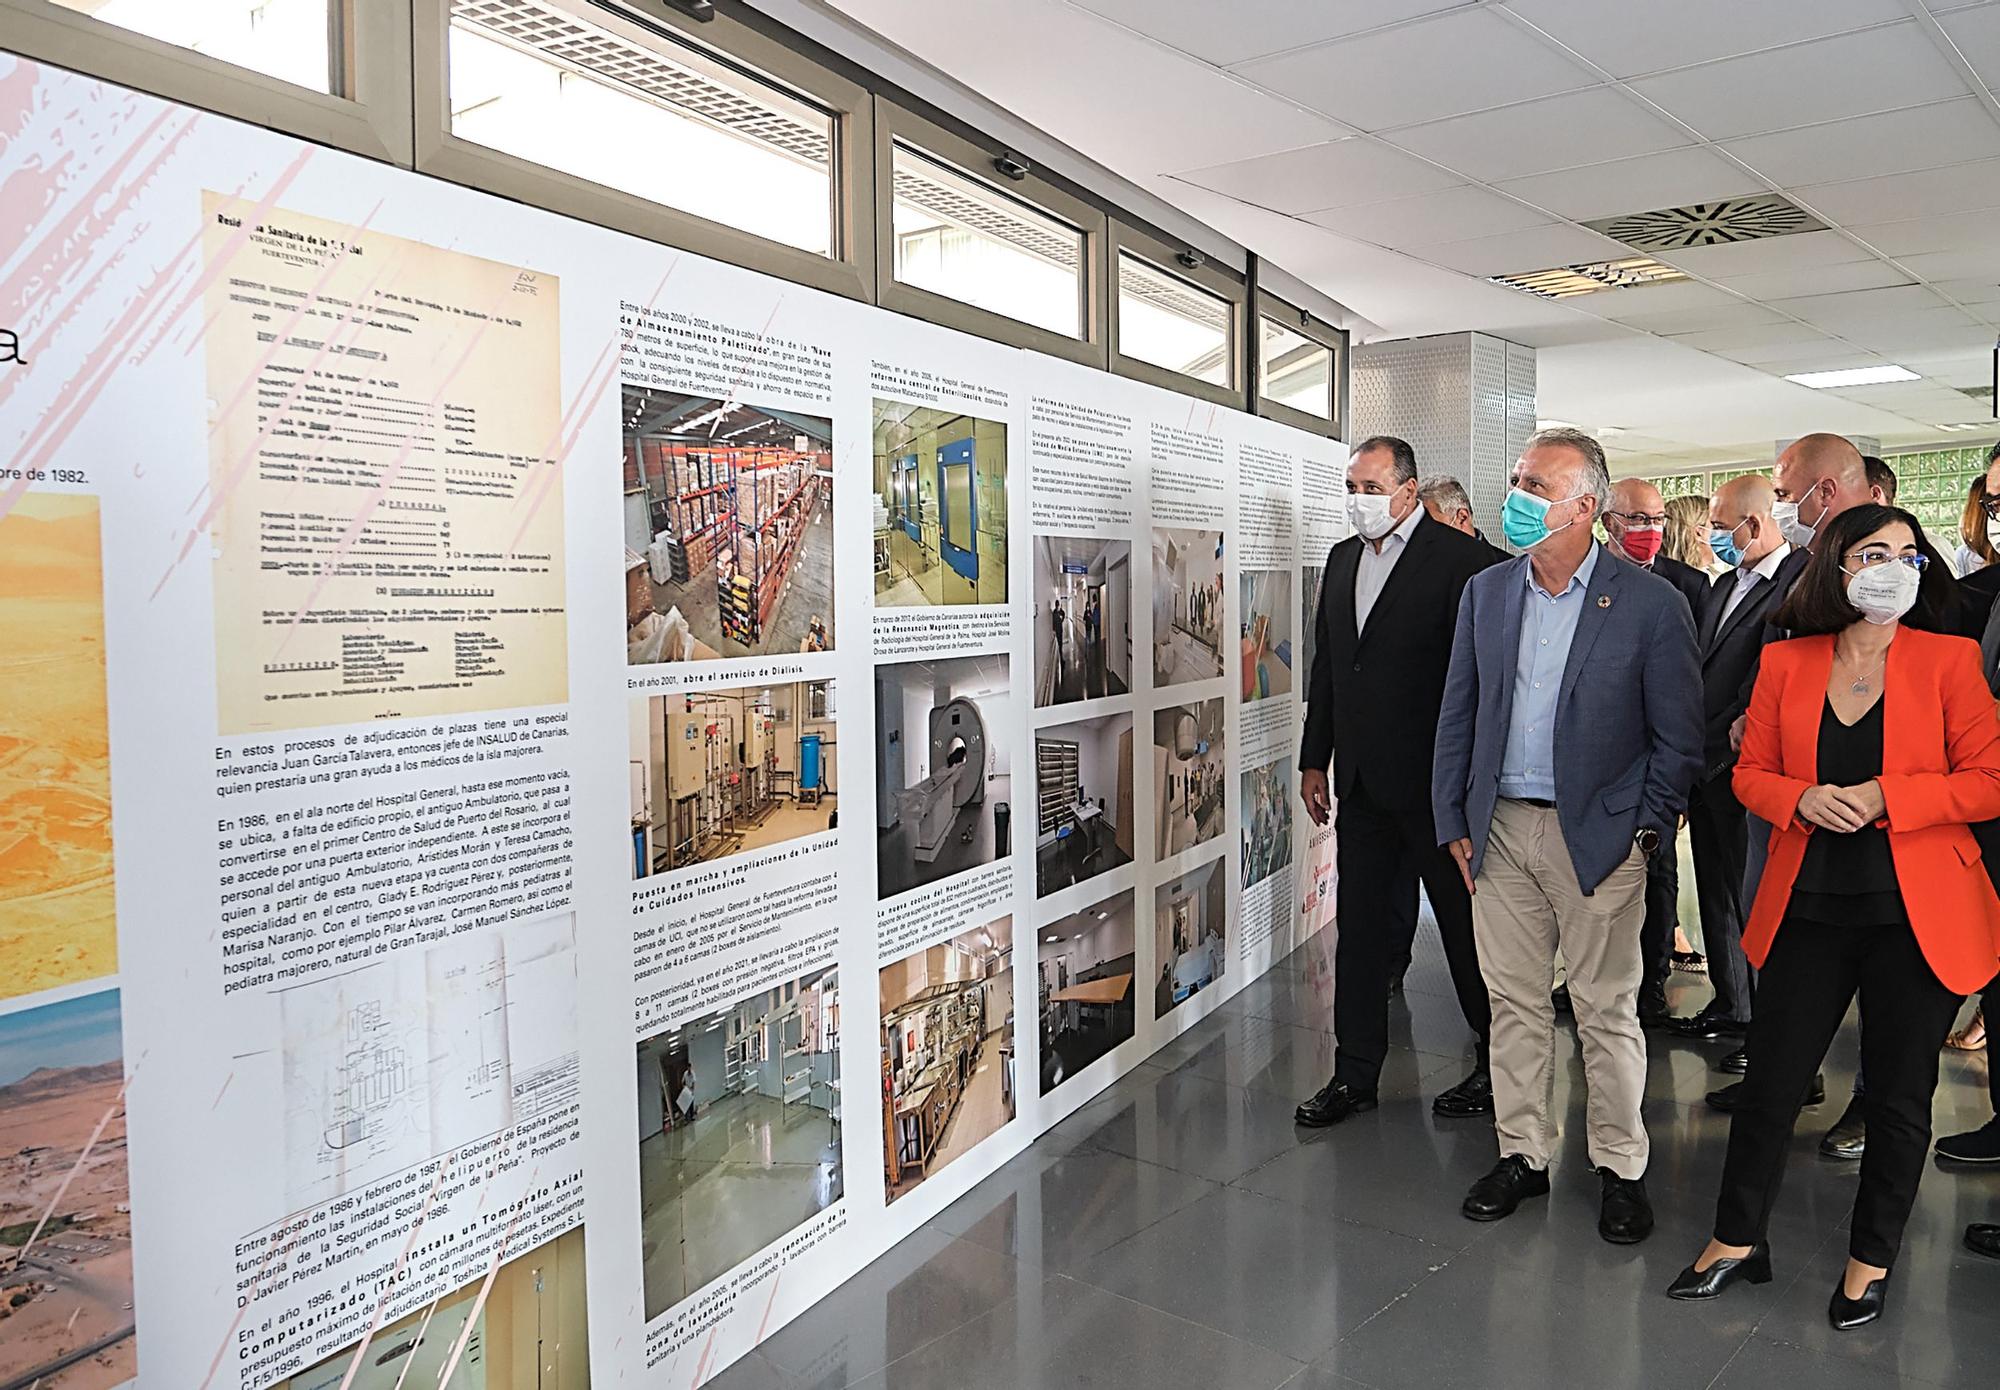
top-left (709, 931), bottom-right (2000, 1390)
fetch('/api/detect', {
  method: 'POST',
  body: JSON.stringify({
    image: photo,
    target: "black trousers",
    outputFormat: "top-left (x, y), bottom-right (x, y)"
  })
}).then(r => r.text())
top-left (1687, 774), bottom-right (1754, 1022)
top-left (1333, 781), bottom-right (1489, 1089)
top-left (1639, 825), bottom-right (1679, 995)
top-left (1713, 915), bottom-right (1961, 1267)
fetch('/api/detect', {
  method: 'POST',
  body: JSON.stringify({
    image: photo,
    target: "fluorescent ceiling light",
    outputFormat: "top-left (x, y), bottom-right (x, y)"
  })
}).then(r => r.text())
top-left (1783, 365), bottom-right (1919, 389)
top-left (1935, 422), bottom-right (1986, 432)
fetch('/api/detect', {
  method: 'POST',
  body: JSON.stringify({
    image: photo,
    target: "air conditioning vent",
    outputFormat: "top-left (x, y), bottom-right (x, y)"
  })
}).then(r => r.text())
top-left (1488, 256), bottom-right (1689, 300)
top-left (1584, 196), bottom-right (1825, 251)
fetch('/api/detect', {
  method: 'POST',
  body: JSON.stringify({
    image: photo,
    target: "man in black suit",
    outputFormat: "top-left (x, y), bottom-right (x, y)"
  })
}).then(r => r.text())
top-left (1297, 437), bottom-right (1502, 1126)
top-left (1418, 475), bottom-right (1510, 564)
top-left (1599, 478), bottom-right (1711, 1022)
top-left (1672, 474), bottom-right (1802, 1051)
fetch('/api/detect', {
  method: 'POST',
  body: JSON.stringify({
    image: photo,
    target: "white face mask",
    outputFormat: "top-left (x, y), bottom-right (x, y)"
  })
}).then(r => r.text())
top-left (1984, 515), bottom-right (2000, 549)
top-left (1772, 489), bottom-right (1824, 549)
top-left (1347, 491), bottom-right (1399, 542)
top-left (1843, 561), bottom-right (1921, 625)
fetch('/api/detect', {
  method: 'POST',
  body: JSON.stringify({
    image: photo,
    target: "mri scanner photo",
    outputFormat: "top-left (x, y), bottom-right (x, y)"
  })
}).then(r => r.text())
top-left (875, 655), bottom-right (1013, 898)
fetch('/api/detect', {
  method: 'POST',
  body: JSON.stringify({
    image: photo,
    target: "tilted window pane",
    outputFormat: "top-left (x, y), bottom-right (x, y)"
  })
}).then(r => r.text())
top-left (1118, 253), bottom-right (1230, 387)
top-left (891, 142), bottom-right (1084, 339)
top-left (448, 0), bottom-right (835, 258)
top-left (1260, 317), bottom-right (1332, 419)
top-left (50, 0), bottom-right (336, 92)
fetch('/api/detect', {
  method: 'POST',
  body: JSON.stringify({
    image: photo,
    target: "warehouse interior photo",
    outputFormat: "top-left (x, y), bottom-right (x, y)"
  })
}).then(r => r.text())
top-left (879, 918), bottom-right (1015, 1203)
top-left (1153, 698), bottom-right (1225, 861)
top-left (636, 966), bottom-right (842, 1320)
top-left (1153, 853), bottom-right (1226, 1022)
top-left (1240, 569), bottom-right (1294, 703)
top-left (1036, 888), bottom-right (1136, 1097)
top-left (1034, 711), bottom-right (1134, 898)
top-left (874, 655), bottom-right (1013, 899)
top-left (627, 681), bottom-right (837, 878)
top-left (872, 397), bottom-right (1009, 607)
top-left (1150, 526), bottom-right (1225, 687)
top-left (623, 387), bottom-right (835, 664)
top-left (1031, 533), bottom-right (1132, 707)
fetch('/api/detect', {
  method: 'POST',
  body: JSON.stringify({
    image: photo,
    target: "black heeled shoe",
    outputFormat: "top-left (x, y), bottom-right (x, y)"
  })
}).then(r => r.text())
top-left (1829, 1272), bottom-right (1889, 1330)
top-left (1665, 1244), bottom-right (1772, 1300)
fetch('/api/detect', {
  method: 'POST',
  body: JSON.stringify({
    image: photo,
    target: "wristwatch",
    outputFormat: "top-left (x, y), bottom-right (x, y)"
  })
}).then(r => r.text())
top-left (1635, 828), bottom-right (1662, 857)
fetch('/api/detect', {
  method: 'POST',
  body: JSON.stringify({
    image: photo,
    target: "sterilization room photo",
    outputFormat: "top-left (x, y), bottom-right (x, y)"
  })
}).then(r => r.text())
top-left (1153, 698), bottom-right (1225, 861)
top-left (873, 397), bottom-right (1009, 607)
top-left (1032, 534), bottom-right (1131, 708)
top-left (875, 655), bottom-right (1013, 899)
top-left (1033, 710), bottom-right (1134, 898)
top-left (635, 967), bottom-right (842, 1320)
top-left (1151, 526), bottom-right (1224, 687)
top-left (1154, 853), bottom-right (1226, 1022)
top-left (1037, 888), bottom-right (1135, 1096)
top-left (628, 680), bottom-right (836, 877)
top-left (623, 386), bottom-right (835, 664)
top-left (1241, 756), bottom-right (1295, 891)
top-left (1239, 568), bottom-right (1293, 702)
top-left (880, 918), bottom-right (1015, 1202)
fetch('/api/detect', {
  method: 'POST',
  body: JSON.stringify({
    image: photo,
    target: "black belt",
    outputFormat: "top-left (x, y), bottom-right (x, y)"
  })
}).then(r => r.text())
top-left (1513, 797), bottom-right (1557, 809)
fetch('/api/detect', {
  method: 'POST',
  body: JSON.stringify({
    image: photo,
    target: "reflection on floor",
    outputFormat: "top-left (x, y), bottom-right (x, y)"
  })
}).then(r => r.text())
top-left (1035, 817), bottom-right (1133, 897)
top-left (648, 504), bottom-right (837, 658)
top-left (1047, 633), bottom-right (1129, 706)
top-left (928, 1032), bottom-right (1015, 1175)
top-left (710, 932), bottom-right (2000, 1390)
top-left (878, 783), bottom-right (1010, 899)
top-left (639, 1090), bottom-right (842, 1320)
top-left (736, 799), bottom-right (838, 856)
top-left (1154, 627), bottom-right (1224, 687)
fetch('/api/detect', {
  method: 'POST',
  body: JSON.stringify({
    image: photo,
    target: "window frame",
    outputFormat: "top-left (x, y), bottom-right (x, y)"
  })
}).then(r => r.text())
top-left (412, 0), bottom-right (875, 301)
top-left (1253, 289), bottom-right (1346, 439)
top-left (874, 100), bottom-right (1108, 368)
top-left (0, 0), bottom-right (414, 163)
top-left (1109, 220), bottom-right (1246, 409)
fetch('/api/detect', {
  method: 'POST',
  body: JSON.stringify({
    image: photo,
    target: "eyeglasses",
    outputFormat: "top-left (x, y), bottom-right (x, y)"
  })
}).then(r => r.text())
top-left (1609, 511), bottom-right (1667, 527)
top-left (1980, 494), bottom-right (2000, 520)
top-left (1843, 549), bottom-right (1929, 572)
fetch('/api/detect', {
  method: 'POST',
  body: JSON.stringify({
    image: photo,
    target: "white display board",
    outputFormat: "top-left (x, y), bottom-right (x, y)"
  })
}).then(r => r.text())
top-left (0, 51), bottom-right (1344, 1390)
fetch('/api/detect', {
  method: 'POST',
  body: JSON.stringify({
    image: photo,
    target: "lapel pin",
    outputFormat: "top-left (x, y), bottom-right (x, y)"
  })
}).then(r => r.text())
top-left (1598, 595), bottom-right (1612, 608)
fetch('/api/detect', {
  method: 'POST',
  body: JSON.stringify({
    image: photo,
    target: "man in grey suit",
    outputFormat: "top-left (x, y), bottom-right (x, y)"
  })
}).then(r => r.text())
top-left (1433, 427), bottom-right (1703, 1244)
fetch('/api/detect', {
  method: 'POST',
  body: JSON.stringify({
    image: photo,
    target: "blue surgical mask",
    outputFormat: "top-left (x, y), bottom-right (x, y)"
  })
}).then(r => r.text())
top-left (1710, 521), bottom-right (1746, 568)
top-left (1501, 486), bottom-right (1584, 550)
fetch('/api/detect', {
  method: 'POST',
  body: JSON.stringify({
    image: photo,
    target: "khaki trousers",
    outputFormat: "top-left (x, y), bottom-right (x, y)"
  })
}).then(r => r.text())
top-left (1473, 798), bottom-right (1650, 1179)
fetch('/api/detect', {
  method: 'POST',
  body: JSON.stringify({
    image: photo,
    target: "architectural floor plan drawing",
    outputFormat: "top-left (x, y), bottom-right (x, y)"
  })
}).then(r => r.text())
top-left (279, 914), bottom-right (578, 1212)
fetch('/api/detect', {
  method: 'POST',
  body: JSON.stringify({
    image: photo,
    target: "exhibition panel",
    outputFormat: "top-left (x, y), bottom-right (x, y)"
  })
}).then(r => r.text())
top-left (0, 46), bottom-right (1344, 1390)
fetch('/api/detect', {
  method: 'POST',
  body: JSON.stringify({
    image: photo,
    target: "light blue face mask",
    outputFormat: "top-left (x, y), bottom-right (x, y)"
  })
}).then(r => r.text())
top-left (1501, 486), bottom-right (1584, 550)
top-left (1710, 519), bottom-right (1747, 568)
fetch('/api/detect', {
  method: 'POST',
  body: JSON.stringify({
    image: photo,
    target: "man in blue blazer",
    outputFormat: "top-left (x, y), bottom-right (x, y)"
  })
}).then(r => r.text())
top-left (1433, 427), bottom-right (1702, 1245)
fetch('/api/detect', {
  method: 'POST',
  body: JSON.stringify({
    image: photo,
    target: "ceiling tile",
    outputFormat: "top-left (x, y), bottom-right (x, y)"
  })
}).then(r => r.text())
top-left (1719, 99), bottom-right (2000, 190)
top-left (1930, 278), bottom-right (2000, 306)
top-left (1301, 185), bottom-right (1552, 246)
top-left (1416, 222), bottom-right (1627, 276)
top-left (1777, 284), bottom-right (1955, 323)
top-left (1230, 8), bottom-right (1599, 131)
top-left (1846, 211), bottom-right (2000, 258)
top-left (1572, 280), bottom-right (1744, 317)
top-left (1893, 248), bottom-right (2000, 282)
top-left (1668, 323), bottom-right (1850, 354)
top-left (1072, 0), bottom-right (1475, 67)
top-left (1656, 230), bottom-right (1875, 275)
top-left (1793, 157), bottom-right (2000, 224)
top-left (1721, 342), bottom-right (1873, 368)
top-left (1504, 0), bottom-right (1907, 78)
top-left (1385, 88), bottom-right (1692, 183)
top-left (1626, 25), bottom-right (1970, 141)
top-left (1493, 146), bottom-right (1763, 222)
top-left (1720, 261), bottom-right (1916, 300)
top-left (1173, 138), bottom-right (1462, 214)
top-left (1939, 3), bottom-right (2000, 91)
top-left (1605, 302), bottom-right (1791, 333)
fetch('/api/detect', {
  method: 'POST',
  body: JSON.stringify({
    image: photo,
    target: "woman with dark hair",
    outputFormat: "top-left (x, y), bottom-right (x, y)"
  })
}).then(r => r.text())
top-left (1957, 474), bottom-right (1998, 578)
top-left (1667, 504), bottom-right (2000, 1328)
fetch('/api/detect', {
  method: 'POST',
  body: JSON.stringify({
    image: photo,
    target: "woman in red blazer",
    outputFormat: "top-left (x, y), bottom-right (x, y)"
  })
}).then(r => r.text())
top-left (1667, 504), bottom-right (2000, 1329)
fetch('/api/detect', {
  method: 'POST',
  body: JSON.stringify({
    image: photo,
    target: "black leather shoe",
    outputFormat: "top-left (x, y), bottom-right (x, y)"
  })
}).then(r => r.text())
top-left (1819, 1098), bottom-right (1866, 1160)
top-left (1706, 1073), bottom-right (1825, 1113)
top-left (1432, 1068), bottom-right (1494, 1118)
top-left (1829, 1273), bottom-right (1888, 1330)
top-left (1935, 1119), bottom-right (2000, 1164)
top-left (1715, 1046), bottom-right (1750, 1075)
top-left (1965, 1224), bottom-right (2000, 1259)
top-left (1638, 981), bottom-right (1671, 1028)
top-left (1671, 1003), bottom-right (1748, 1040)
top-left (1295, 1077), bottom-right (1377, 1128)
top-left (1598, 1169), bottom-right (1654, 1245)
top-left (1462, 1155), bottom-right (1549, 1222)
top-left (1666, 1243), bottom-right (1773, 1300)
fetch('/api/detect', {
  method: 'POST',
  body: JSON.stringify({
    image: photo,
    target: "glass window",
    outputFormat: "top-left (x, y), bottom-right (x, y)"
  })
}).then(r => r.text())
top-left (446, 0), bottom-right (836, 257)
top-left (1259, 316), bottom-right (1333, 419)
top-left (891, 141), bottom-right (1085, 339)
top-left (48, 0), bottom-right (337, 92)
top-left (1118, 252), bottom-right (1231, 386)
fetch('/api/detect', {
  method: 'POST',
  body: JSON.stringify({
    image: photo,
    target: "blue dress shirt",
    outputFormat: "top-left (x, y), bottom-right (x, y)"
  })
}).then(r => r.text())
top-left (1498, 544), bottom-right (1599, 801)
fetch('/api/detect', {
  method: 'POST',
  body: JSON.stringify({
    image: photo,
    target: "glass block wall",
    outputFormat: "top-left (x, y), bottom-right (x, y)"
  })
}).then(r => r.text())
top-left (1651, 473), bottom-right (1711, 500)
top-left (1891, 446), bottom-right (1991, 542)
